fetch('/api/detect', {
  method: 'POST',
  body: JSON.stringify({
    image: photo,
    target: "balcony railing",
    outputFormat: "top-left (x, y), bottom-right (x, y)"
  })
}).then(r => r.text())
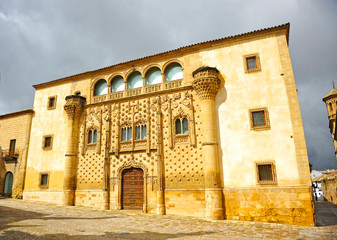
top-left (93, 95), bottom-right (107, 104)
top-left (92, 79), bottom-right (184, 104)
top-left (145, 84), bottom-right (161, 94)
top-left (164, 79), bottom-right (182, 90)
top-left (126, 88), bottom-right (142, 97)
top-left (1, 149), bottom-right (19, 163)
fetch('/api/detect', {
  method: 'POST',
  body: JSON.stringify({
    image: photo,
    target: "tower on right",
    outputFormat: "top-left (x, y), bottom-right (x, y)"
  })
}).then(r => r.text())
top-left (323, 87), bottom-right (337, 161)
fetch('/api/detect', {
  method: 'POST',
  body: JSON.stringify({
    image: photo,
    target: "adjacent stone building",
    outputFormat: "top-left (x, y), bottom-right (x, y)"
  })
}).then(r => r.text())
top-left (0, 109), bottom-right (33, 198)
top-left (2, 23), bottom-right (315, 225)
top-left (323, 88), bottom-right (337, 161)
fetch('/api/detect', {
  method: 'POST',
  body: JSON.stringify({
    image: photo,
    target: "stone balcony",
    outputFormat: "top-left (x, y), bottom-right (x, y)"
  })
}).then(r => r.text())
top-left (1, 149), bottom-right (19, 163)
top-left (92, 79), bottom-right (183, 104)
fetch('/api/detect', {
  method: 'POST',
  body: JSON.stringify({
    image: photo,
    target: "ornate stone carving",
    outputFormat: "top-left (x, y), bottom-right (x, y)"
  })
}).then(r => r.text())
top-left (192, 67), bottom-right (220, 100)
top-left (64, 96), bottom-right (86, 120)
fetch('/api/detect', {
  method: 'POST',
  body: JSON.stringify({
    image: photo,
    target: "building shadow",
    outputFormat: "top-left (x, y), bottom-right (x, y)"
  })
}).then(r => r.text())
top-left (0, 230), bottom-right (213, 240)
top-left (0, 204), bottom-right (214, 239)
top-left (315, 201), bottom-right (337, 227)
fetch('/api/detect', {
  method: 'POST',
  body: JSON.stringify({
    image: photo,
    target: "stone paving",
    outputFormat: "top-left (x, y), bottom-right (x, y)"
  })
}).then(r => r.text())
top-left (0, 198), bottom-right (336, 240)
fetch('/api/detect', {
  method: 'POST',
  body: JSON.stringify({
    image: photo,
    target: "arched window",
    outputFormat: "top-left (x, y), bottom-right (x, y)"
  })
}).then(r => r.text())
top-left (176, 117), bottom-right (189, 134)
top-left (127, 72), bottom-right (142, 89)
top-left (88, 130), bottom-right (97, 144)
top-left (136, 122), bottom-right (147, 140)
top-left (75, 91), bottom-right (81, 96)
top-left (94, 79), bottom-right (108, 96)
top-left (122, 125), bottom-right (132, 141)
top-left (110, 76), bottom-right (124, 92)
top-left (145, 67), bottom-right (162, 86)
top-left (165, 63), bottom-right (183, 81)
top-left (329, 102), bottom-right (333, 112)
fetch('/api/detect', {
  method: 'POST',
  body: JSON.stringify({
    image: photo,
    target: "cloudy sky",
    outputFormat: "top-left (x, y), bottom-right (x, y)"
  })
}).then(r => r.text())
top-left (0, 0), bottom-right (336, 170)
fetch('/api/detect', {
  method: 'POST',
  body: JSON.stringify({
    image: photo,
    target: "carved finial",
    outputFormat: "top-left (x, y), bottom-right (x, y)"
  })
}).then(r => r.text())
top-left (333, 81), bottom-right (335, 89)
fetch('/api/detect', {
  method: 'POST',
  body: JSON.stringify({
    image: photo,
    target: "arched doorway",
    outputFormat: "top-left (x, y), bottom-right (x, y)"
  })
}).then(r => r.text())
top-left (122, 168), bottom-right (143, 210)
top-left (3, 172), bottom-right (13, 195)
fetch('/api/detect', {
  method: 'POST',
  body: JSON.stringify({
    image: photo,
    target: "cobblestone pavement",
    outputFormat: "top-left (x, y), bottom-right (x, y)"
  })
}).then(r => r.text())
top-left (0, 198), bottom-right (336, 240)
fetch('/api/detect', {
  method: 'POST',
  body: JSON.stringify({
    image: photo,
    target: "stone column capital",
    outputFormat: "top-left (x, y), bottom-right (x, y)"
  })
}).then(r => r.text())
top-left (64, 95), bottom-right (86, 120)
top-left (192, 67), bottom-right (220, 100)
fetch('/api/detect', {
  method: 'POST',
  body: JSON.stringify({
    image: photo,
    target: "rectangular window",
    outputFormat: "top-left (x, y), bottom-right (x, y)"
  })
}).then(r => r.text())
top-left (42, 135), bottom-right (53, 150)
top-left (127, 127), bottom-right (132, 141)
top-left (45, 137), bottom-right (51, 148)
top-left (243, 53), bottom-right (261, 73)
top-left (256, 162), bottom-right (277, 185)
top-left (122, 127), bottom-right (132, 141)
top-left (39, 173), bottom-right (49, 188)
top-left (246, 57), bottom-right (257, 70)
top-left (141, 125), bottom-right (147, 139)
top-left (9, 139), bottom-right (16, 157)
top-left (47, 96), bottom-right (57, 109)
top-left (136, 126), bottom-right (141, 139)
top-left (252, 111), bottom-right (265, 126)
top-left (249, 108), bottom-right (270, 131)
top-left (258, 164), bottom-right (273, 181)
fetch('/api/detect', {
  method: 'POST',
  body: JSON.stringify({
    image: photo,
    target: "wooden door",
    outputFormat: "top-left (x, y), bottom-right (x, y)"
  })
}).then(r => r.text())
top-left (122, 168), bottom-right (143, 210)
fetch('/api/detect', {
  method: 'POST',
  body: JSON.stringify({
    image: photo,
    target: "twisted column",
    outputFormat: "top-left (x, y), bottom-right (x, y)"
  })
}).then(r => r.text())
top-left (63, 95), bottom-right (86, 205)
top-left (192, 67), bottom-right (223, 220)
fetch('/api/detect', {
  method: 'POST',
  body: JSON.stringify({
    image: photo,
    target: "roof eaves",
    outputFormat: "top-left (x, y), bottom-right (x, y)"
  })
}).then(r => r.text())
top-left (0, 109), bottom-right (34, 119)
top-left (33, 23), bottom-right (290, 89)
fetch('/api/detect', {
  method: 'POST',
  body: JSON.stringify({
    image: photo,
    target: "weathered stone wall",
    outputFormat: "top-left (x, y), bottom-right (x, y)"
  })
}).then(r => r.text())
top-left (223, 187), bottom-right (315, 226)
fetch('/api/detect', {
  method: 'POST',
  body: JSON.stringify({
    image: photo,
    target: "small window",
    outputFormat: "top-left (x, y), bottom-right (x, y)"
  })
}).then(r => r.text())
top-left (176, 117), bottom-right (189, 134)
top-left (9, 139), bottom-right (16, 157)
top-left (39, 173), bottom-right (49, 188)
top-left (329, 102), bottom-right (333, 112)
top-left (246, 57), bottom-right (257, 70)
top-left (243, 53), bottom-right (261, 73)
top-left (249, 108), bottom-right (270, 131)
top-left (252, 111), bottom-right (265, 126)
top-left (88, 130), bottom-right (97, 144)
top-left (136, 123), bottom-right (147, 140)
top-left (42, 135), bottom-right (53, 150)
top-left (256, 162), bottom-right (276, 184)
top-left (47, 96), bottom-right (57, 109)
top-left (122, 125), bottom-right (132, 141)
top-left (75, 91), bottom-right (81, 96)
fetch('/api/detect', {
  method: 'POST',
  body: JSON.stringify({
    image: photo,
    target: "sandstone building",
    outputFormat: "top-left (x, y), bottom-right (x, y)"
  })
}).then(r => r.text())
top-left (0, 109), bottom-right (33, 198)
top-left (323, 88), bottom-right (337, 161)
top-left (1, 23), bottom-right (315, 225)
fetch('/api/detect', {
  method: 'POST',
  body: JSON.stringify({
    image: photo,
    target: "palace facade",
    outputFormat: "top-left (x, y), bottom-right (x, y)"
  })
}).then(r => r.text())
top-left (0, 23), bottom-right (315, 225)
